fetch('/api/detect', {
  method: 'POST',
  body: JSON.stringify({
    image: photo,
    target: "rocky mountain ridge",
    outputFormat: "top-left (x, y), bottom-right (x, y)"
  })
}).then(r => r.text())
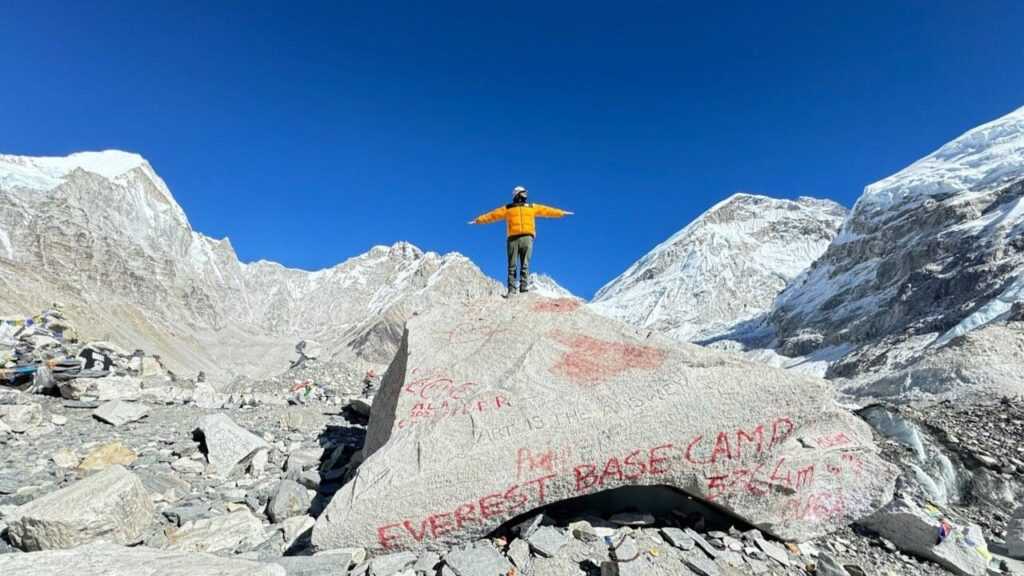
top-left (0, 151), bottom-right (500, 379)
top-left (769, 104), bottom-right (1024, 399)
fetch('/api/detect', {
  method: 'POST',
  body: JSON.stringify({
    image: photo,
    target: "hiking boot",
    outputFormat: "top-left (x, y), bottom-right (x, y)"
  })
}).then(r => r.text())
top-left (503, 288), bottom-right (517, 299)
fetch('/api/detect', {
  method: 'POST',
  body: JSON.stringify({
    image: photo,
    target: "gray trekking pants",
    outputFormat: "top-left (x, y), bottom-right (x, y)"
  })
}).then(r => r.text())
top-left (507, 234), bottom-right (534, 292)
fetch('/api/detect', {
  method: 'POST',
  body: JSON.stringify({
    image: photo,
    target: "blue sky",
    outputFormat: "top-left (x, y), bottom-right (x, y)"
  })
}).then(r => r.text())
top-left (3, 2), bottom-right (1022, 298)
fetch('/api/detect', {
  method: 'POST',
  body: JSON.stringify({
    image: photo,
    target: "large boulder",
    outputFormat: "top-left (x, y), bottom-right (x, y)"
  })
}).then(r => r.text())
top-left (0, 542), bottom-right (285, 576)
top-left (195, 413), bottom-right (269, 477)
top-left (93, 400), bottom-right (149, 426)
top-left (312, 295), bottom-right (897, 553)
top-left (860, 496), bottom-right (992, 576)
top-left (268, 479), bottom-right (312, 523)
top-left (6, 465), bottom-right (154, 550)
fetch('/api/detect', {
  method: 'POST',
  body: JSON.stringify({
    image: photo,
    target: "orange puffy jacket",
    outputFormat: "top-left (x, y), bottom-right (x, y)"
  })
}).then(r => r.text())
top-left (472, 202), bottom-right (569, 237)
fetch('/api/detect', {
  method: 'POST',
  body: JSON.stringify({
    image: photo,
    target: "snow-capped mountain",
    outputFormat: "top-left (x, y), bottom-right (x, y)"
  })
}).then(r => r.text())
top-left (529, 273), bottom-right (579, 299)
top-left (771, 105), bottom-right (1024, 390)
top-left (589, 193), bottom-right (847, 341)
top-left (0, 151), bottom-right (500, 378)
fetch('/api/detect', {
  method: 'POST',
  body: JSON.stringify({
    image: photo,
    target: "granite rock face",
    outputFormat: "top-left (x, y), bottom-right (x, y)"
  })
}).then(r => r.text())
top-left (312, 295), bottom-right (897, 553)
top-left (5, 465), bottom-right (154, 550)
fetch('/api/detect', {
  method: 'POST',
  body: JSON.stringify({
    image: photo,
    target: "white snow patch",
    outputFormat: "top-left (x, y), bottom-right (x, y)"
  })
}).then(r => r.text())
top-left (841, 104), bottom-right (1024, 237)
top-left (934, 272), bottom-right (1024, 347)
top-left (743, 343), bottom-right (853, 378)
top-left (530, 274), bottom-right (578, 299)
top-left (0, 150), bottom-right (147, 190)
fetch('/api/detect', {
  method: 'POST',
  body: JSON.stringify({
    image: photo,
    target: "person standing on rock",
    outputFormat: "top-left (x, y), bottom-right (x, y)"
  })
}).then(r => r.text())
top-left (469, 186), bottom-right (573, 297)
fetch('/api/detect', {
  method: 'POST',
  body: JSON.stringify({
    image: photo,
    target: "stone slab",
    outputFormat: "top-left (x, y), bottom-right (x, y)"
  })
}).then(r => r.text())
top-left (313, 295), bottom-right (897, 553)
top-left (6, 465), bottom-right (154, 550)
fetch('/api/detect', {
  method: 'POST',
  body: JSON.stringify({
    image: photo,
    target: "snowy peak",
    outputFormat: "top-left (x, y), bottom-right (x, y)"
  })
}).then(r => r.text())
top-left (0, 150), bottom-right (148, 189)
top-left (0, 150), bottom-right (190, 229)
top-left (843, 105), bottom-right (1024, 239)
top-left (0, 152), bottom-right (499, 378)
top-left (770, 104), bottom-right (1024, 383)
top-left (591, 193), bottom-right (846, 341)
top-left (530, 274), bottom-right (579, 299)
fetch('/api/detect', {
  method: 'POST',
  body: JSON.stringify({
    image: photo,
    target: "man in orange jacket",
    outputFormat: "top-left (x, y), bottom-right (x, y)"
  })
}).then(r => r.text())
top-left (469, 186), bottom-right (573, 296)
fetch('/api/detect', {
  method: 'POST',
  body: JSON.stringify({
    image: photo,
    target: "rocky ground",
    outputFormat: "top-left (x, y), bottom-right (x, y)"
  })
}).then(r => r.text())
top-left (1, 309), bottom-right (1023, 576)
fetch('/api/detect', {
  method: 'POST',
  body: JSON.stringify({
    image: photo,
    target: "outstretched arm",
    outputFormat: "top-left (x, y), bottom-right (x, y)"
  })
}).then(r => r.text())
top-left (534, 204), bottom-right (574, 218)
top-left (469, 206), bottom-right (508, 225)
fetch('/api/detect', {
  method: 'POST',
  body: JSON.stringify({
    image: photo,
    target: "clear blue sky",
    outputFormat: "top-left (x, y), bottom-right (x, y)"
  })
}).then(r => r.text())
top-left (3, 2), bottom-right (1022, 298)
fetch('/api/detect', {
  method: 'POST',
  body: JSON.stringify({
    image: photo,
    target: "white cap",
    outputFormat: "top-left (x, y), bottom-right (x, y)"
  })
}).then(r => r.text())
top-left (513, 185), bottom-right (528, 196)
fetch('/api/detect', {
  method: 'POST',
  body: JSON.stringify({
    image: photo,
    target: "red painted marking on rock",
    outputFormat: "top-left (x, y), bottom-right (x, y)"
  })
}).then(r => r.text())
top-left (530, 298), bottom-right (582, 313)
top-left (547, 330), bottom-right (667, 384)
top-left (376, 473), bottom-right (556, 549)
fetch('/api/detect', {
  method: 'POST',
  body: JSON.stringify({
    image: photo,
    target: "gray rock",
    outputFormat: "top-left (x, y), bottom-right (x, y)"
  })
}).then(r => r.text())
top-left (368, 551), bottom-right (417, 576)
top-left (279, 515), bottom-right (316, 549)
top-left (685, 528), bottom-right (719, 560)
top-left (287, 447), bottom-right (325, 473)
top-left (754, 538), bottom-right (790, 567)
top-left (51, 448), bottom-right (79, 469)
top-left (569, 520), bottom-right (600, 543)
top-left (514, 513), bottom-right (546, 538)
top-left (61, 399), bottom-right (100, 409)
top-left (506, 538), bottom-right (532, 571)
top-left (1008, 505), bottom-right (1024, 559)
top-left (192, 382), bottom-right (227, 410)
top-left (162, 501), bottom-right (210, 526)
top-left (683, 551), bottom-right (721, 576)
top-left (0, 403), bottom-right (42, 433)
top-left (610, 534), bottom-right (638, 561)
top-left (6, 465), bottom-right (154, 551)
top-left (443, 542), bottom-right (512, 576)
top-left (93, 376), bottom-right (143, 401)
top-left (195, 413), bottom-right (269, 477)
top-left (298, 469), bottom-right (322, 490)
top-left (412, 551), bottom-right (440, 573)
top-left (0, 542), bottom-right (286, 575)
top-left (533, 557), bottom-right (587, 575)
top-left (269, 479), bottom-right (312, 523)
top-left (315, 547), bottom-right (366, 565)
top-left (0, 477), bottom-right (15, 495)
top-left (297, 339), bottom-right (323, 361)
top-left (660, 527), bottom-right (696, 551)
top-left (273, 555), bottom-right (351, 576)
top-left (527, 525), bottom-right (568, 558)
top-left (861, 496), bottom-right (990, 576)
top-left (816, 553), bottom-right (851, 576)
top-left (312, 298), bottom-right (897, 553)
top-left (171, 457), bottom-right (206, 475)
top-left (166, 509), bottom-right (267, 554)
top-left (92, 400), bottom-right (149, 426)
